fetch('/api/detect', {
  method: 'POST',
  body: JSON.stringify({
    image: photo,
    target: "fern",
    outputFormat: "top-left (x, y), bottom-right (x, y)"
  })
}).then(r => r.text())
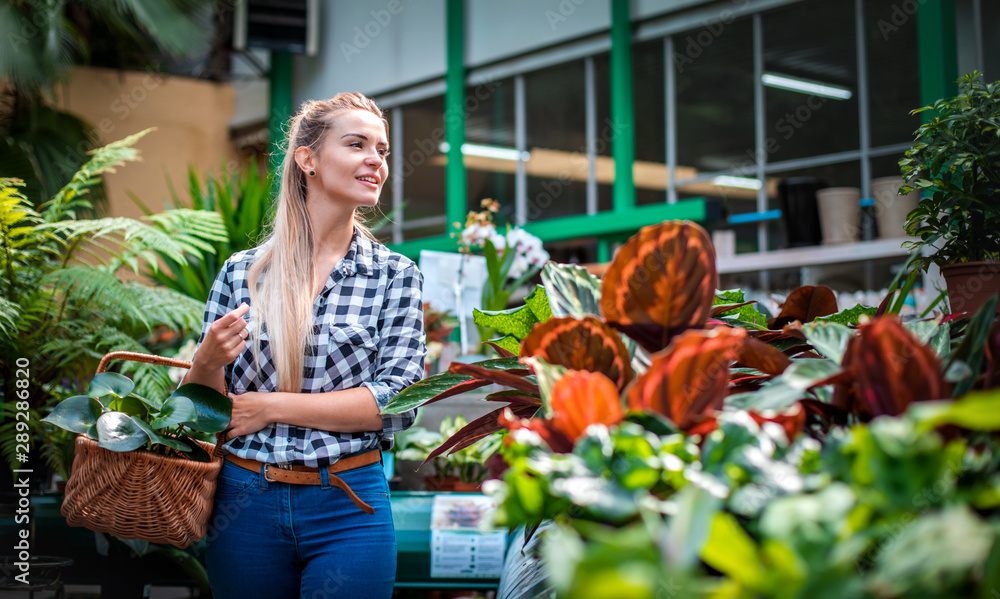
top-left (0, 131), bottom-right (222, 476)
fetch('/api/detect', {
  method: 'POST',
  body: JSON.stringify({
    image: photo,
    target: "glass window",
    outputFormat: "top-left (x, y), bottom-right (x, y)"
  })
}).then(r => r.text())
top-left (633, 39), bottom-right (666, 205)
top-left (866, 0), bottom-right (921, 147)
top-left (983, 1), bottom-right (1000, 82)
top-left (763, 0), bottom-right (860, 162)
top-left (594, 53), bottom-right (615, 212)
top-left (525, 61), bottom-right (588, 221)
top-left (465, 77), bottom-right (517, 220)
top-left (675, 17), bottom-right (756, 175)
top-left (400, 96), bottom-right (446, 240)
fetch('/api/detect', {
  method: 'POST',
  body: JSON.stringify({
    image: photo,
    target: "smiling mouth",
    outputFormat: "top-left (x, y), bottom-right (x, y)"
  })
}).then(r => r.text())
top-left (357, 176), bottom-right (379, 186)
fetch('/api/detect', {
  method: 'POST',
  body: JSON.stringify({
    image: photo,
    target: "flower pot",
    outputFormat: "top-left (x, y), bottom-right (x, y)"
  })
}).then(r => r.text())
top-left (941, 261), bottom-right (1000, 315)
top-left (816, 187), bottom-right (861, 245)
top-left (871, 176), bottom-right (920, 239)
top-left (778, 177), bottom-right (826, 247)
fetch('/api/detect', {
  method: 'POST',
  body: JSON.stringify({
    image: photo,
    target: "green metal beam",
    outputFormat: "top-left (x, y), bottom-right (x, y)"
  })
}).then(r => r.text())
top-left (610, 0), bottom-right (635, 213)
top-left (388, 199), bottom-right (709, 260)
top-left (917, 0), bottom-right (958, 112)
top-left (445, 0), bottom-right (467, 231)
top-left (268, 51), bottom-right (294, 182)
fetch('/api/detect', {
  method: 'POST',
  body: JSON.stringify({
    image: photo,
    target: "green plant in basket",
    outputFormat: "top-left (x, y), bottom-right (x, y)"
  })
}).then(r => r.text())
top-left (42, 372), bottom-right (231, 461)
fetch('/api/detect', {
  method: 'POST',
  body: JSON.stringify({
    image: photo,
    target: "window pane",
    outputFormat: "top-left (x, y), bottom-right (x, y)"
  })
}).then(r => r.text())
top-left (763, 0), bottom-right (860, 162)
top-left (594, 54), bottom-right (616, 212)
top-left (675, 17), bottom-right (756, 175)
top-left (466, 78), bottom-right (517, 216)
top-left (983, 1), bottom-right (1000, 82)
top-left (633, 39), bottom-right (666, 205)
top-left (400, 96), bottom-right (446, 240)
top-left (866, 0), bottom-right (921, 147)
top-left (525, 61), bottom-right (589, 221)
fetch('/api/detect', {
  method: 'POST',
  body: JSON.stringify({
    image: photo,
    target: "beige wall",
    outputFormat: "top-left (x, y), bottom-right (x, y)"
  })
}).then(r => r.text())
top-left (55, 66), bottom-right (245, 220)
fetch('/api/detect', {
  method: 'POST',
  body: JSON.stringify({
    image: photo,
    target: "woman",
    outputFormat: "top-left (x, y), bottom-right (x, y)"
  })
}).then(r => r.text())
top-left (184, 93), bottom-right (423, 599)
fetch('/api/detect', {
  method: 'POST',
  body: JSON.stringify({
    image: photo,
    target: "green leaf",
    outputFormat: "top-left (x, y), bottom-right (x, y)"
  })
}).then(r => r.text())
top-left (171, 384), bottom-right (232, 433)
top-left (800, 322), bottom-right (853, 362)
top-left (42, 395), bottom-right (103, 434)
top-left (520, 356), bottom-right (568, 416)
top-left (815, 304), bottom-right (877, 326)
top-left (701, 513), bottom-right (764, 588)
top-left (489, 334), bottom-right (523, 356)
top-left (665, 485), bottom-right (722, 571)
top-left (714, 289), bottom-right (768, 329)
top-left (95, 412), bottom-right (149, 452)
top-left (725, 359), bottom-right (841, 411)
top-left (383, 374), bottom-right (478, 414)
top-left (150, 395), bottom-right (199, 429)
top-left (912, 389), bottom-right (1000, 432)
top-left (474, 304), bottom-right (539, 339)
top-left (87, 372), bottom-right (135, 399)
top-left (540, 261), bottom-right (602, 319)
top-left (524, 285), bottom-right (553, 323)
top-left (130, 418), bottom-right (191, 453)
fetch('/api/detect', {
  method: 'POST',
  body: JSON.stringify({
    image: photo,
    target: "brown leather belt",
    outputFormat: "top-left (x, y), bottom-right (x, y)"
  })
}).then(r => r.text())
top-left (225, 450), bottom-right (381, 514)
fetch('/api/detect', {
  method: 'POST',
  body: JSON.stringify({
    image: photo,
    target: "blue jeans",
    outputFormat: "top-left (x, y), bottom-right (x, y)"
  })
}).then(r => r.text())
top-left (205, 457), bottom-right (396, 599)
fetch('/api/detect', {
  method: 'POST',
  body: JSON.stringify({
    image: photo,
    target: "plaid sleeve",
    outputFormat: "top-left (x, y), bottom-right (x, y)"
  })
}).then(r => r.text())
top-left (363, 264), bottom-right (424, 439)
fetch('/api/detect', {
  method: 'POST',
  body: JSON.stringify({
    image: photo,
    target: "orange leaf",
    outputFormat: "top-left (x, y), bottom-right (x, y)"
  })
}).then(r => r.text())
top-left (600, 221), bottom-right (717, 352)
top-left (520, 316), bottom-right (634, 389)
top-left (627, 327), bottom-right (746, 430)
top-left (839, 316), bottom-right (948, 418)
top-left (548, 370), bottom-right (624, 442)
top-left (770, 286), bottom-right (838, 328)
top-left (736, 337), bottom-right (792, 376)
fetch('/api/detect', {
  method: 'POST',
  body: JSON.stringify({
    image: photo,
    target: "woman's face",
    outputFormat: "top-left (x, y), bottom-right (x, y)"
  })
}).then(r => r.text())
top-left (309, 109), bottom-right (389, 211)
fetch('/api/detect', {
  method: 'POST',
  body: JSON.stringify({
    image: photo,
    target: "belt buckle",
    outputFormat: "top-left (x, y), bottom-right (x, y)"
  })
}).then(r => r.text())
top-left (275, 463), bottom-right (294, 470)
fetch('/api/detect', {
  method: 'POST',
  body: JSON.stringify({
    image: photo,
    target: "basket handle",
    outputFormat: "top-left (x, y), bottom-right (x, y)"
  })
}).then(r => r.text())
top-left (97, 351), bottom-right (192, 374)
top-left (95, 351), bottom-right (228, 459)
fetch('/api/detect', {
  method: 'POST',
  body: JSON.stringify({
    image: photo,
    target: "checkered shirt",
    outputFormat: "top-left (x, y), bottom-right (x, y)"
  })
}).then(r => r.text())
top-left (198, 229), bottom-right (423, 467)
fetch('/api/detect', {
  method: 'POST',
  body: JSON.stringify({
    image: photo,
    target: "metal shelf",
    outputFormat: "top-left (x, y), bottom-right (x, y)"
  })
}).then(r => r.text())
top-left (716, 237), bottom-right (915, 275)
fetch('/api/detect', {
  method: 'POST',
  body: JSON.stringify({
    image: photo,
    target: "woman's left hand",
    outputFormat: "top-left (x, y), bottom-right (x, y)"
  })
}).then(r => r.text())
top-left (227, 391), bottom-right (275, 438)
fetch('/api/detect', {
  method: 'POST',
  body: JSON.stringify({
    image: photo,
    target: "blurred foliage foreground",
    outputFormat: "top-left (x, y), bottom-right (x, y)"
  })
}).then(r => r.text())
top-left (386, 221), bottom-right (1000, 599)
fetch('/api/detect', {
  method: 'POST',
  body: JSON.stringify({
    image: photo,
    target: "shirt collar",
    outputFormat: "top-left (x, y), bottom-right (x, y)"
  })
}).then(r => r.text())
top-left (343, 227), bottom-right (375, 277)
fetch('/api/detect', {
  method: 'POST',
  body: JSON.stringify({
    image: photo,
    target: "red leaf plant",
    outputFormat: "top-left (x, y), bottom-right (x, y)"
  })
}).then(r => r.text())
top-left (627, 327), bottom-right (747, 432)
top-left (833, 316), bottom-right (949, 419)
top-left (769, 285), bottom-right (839, 329)
top-left (600, 221), bottom-right (717, 353)
top-left (498, 370), bottom-right (624, 453)
top-left (520, 316), bottom-right (634, 390)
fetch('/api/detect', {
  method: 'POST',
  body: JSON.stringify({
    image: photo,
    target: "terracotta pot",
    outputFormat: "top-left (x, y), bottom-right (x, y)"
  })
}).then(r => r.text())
top-left (941, 261), bottom-right (1000, 315)
top-left (816, 187), bottom-right (861, 245)
top-left (424, 476), bottom-right (482, 493)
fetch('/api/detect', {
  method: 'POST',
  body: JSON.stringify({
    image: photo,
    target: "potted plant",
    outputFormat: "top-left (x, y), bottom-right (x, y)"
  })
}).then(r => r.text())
top-left (394, 415), bottom-right (500, 492)
top-left (901, 71), bottom-right (1000, 314)
top-left (42, 362), bottom-right (232, 548)
top-left (455, 199), bottom-right (550, 350)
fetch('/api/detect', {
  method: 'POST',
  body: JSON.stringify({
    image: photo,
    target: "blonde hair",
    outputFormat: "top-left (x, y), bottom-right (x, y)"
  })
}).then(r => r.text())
top-left (247, 92), bottom-right (387, 392)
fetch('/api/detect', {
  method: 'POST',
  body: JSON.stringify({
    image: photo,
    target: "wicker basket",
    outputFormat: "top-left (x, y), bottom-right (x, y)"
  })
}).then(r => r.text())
top-left (59, 351), bottom-right (224, 549)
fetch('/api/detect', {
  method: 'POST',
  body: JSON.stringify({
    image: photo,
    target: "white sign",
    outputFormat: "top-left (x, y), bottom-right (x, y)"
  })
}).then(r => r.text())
top-left (429, 494), bottom-right (507, 579)
top-left (419, 250), bottom-right (489, 354)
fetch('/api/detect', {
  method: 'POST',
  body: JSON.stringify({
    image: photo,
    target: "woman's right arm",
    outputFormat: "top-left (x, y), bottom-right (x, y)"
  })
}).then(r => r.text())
top-left (182, 303), bottom-right (249, 394)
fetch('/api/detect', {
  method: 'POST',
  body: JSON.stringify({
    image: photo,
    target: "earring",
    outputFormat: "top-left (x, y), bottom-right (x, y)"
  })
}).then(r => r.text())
top-left (308, 170), bottom-right (315, 176)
